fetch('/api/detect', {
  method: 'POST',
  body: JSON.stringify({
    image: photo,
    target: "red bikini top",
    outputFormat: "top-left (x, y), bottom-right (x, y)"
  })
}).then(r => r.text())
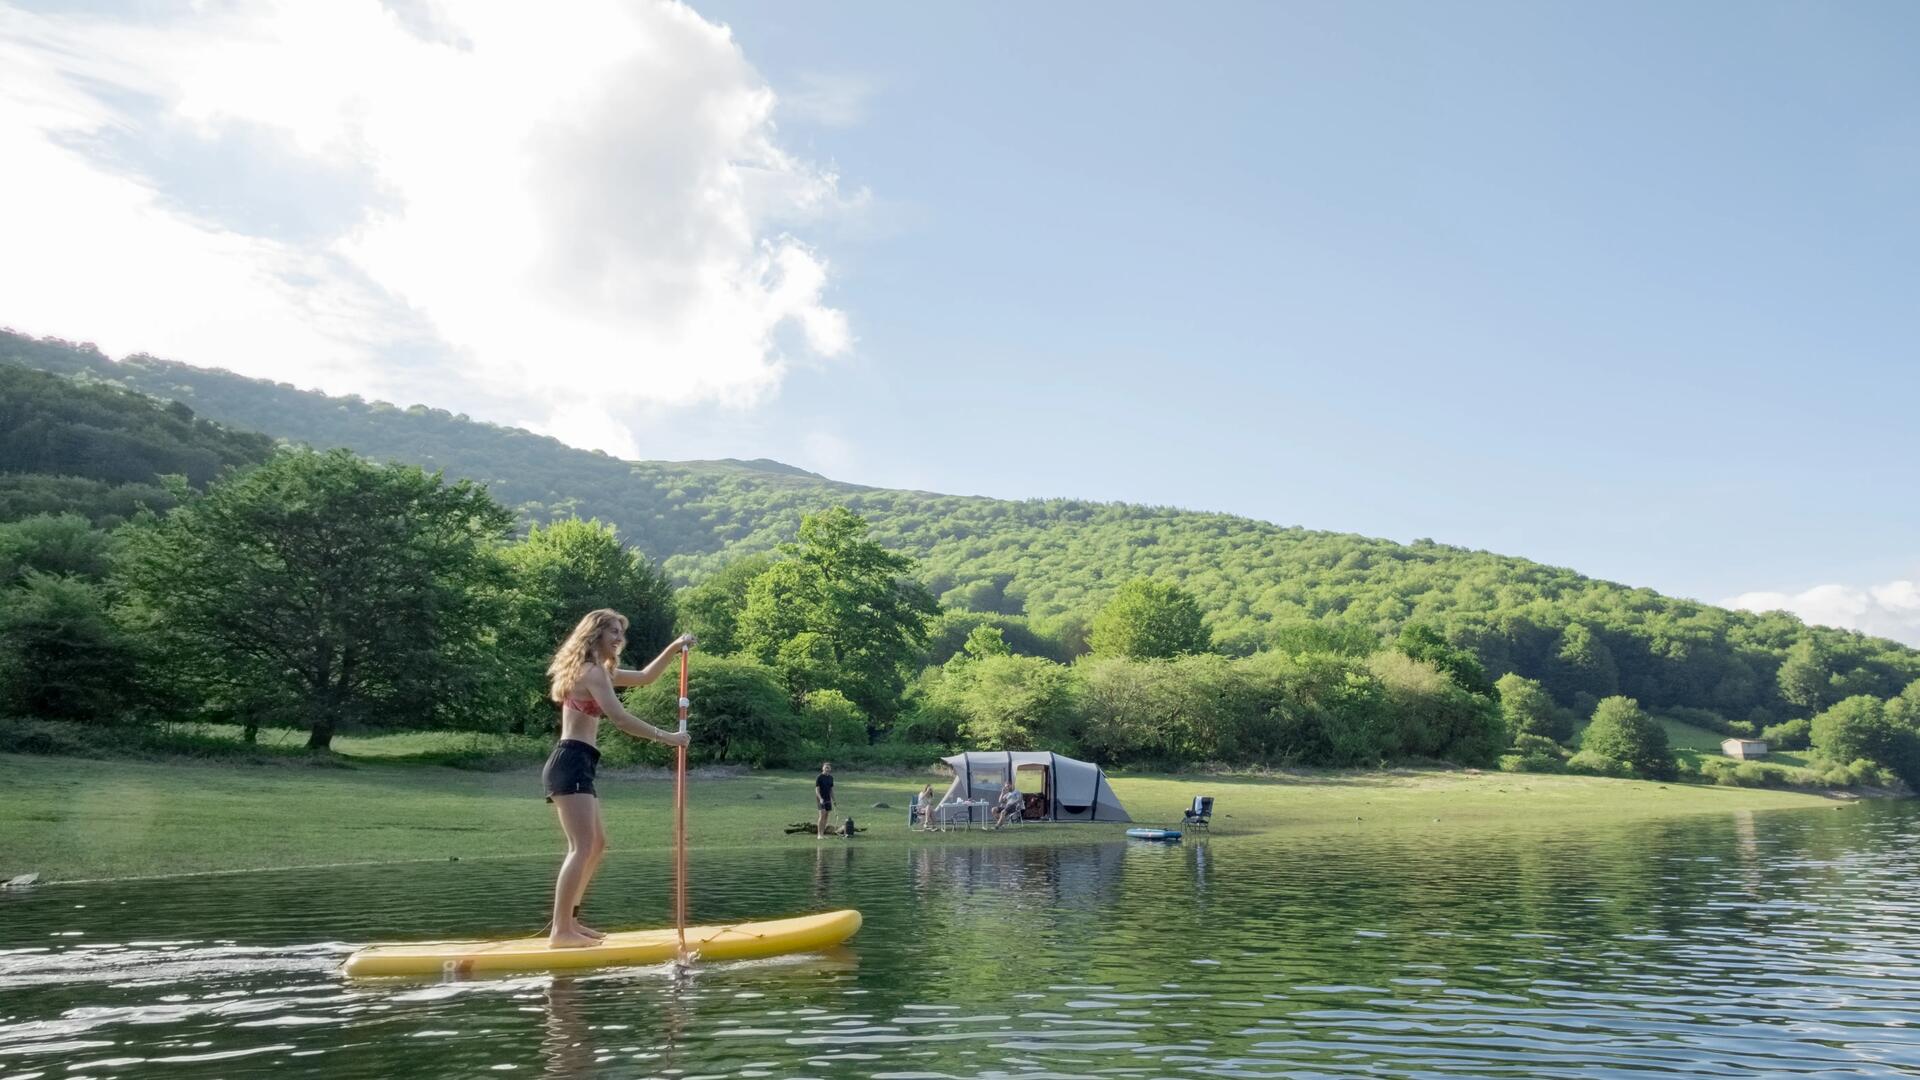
top-left (562, 695), bottom-right (603, 718)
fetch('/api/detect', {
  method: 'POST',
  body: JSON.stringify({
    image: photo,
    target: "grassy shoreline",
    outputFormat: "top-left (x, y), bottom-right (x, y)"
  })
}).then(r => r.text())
top-left (0, 751), bottom-right (1853, 884)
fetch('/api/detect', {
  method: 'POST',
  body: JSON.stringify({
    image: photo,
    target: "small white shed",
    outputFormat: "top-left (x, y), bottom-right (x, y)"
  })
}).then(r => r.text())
top-left (1721, 738), bottom-right (1768, 760)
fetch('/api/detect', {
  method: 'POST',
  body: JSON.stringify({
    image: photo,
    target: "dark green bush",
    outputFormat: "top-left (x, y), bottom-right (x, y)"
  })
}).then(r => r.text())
top-left (1511, 733), bottom-right (1568, 758)
top-left (1761, 718), bottom-right (1811, 751)
top-left (1566, 749), bottom-right (1624, 777)
top-left (1498, 751), bottom-right (1565, 774)
top-left (0, 573), bottom-right (146, 724)
top-left (623, 654), bottom-right (803, 767)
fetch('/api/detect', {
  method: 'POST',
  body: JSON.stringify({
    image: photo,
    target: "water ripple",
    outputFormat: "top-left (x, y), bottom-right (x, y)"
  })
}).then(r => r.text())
top-left (7, 803), bottom-right (1920, 1076)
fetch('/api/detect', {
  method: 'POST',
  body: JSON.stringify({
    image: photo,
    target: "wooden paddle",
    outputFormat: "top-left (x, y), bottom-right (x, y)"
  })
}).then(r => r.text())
top-left (674, 644), bottom-right (691, 963)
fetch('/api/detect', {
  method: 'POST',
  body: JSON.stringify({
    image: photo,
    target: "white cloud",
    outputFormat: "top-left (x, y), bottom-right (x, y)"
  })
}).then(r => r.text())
top-left (1725, 579), bottom-right (1920, 647)
top-left (0, 0), bottom-right (855, 451)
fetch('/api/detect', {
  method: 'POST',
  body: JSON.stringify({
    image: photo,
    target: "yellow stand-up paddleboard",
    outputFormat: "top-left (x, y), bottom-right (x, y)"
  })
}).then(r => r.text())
top-left (341, 909), bottom-right (861, 978)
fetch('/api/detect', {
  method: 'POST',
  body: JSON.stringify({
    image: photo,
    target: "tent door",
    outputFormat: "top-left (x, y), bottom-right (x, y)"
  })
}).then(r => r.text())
top-left (1015, 763), bottom-right (1050, 821)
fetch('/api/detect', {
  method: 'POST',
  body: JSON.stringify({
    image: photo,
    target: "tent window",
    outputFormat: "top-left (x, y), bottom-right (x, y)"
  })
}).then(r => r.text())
top-left (1015, 765), bottom-right (1047, 794)
top-left (972, 767), bottom-right (1006, 793)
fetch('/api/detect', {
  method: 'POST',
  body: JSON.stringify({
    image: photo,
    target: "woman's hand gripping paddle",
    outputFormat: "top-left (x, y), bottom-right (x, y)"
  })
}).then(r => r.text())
top-left (674, 643), bottom-right (691, 967)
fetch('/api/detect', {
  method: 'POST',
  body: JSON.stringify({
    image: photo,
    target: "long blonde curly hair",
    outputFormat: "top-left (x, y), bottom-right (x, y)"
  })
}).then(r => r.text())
top-left (548, 608), bottom-right (629, 703)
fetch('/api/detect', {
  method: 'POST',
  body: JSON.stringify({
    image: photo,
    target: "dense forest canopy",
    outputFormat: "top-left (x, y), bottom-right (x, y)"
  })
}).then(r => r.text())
top-left (0, 360), bottom-right (276, 525)
top-left (4, 328), bottom-right (1916, 735)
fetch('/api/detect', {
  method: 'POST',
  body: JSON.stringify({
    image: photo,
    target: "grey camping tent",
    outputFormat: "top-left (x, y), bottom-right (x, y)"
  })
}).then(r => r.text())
top-left (938, 751), bottom-right (1131, 825)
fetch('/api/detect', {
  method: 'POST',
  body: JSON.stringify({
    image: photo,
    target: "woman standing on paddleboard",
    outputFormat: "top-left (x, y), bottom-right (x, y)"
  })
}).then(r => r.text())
top-left (545, 609), bottom-right (694, 948)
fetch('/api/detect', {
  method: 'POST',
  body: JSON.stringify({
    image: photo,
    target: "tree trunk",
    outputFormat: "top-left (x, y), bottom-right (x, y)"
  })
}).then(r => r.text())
top-left (242, 718), bottom-right (258, 745)
top-left (308, 649), bottom-right (335, 752)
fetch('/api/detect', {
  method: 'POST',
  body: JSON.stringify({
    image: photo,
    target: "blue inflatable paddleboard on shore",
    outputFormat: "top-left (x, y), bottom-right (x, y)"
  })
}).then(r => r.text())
top-left (1125, 828), bottom-right (1181, 841)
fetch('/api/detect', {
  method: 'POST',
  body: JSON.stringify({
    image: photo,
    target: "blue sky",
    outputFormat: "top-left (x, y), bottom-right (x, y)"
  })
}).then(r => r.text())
top-left (2, 1), bottom-right (1915, 640)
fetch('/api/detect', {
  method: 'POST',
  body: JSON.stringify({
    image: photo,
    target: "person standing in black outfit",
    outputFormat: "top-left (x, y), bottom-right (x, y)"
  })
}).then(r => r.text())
top-left (815, 762), bottom-right (835, 838)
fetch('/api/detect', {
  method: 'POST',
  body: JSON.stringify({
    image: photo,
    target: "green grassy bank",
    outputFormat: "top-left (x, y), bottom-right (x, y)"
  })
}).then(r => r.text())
top-left (0, 753), bottom-right (1842, 883)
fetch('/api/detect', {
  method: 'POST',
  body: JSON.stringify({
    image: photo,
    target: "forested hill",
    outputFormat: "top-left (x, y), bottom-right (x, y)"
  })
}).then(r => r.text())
top-left (0, 361), bottom-right (275, 524)
top-left (5, 328), bottom-right (1917, 723)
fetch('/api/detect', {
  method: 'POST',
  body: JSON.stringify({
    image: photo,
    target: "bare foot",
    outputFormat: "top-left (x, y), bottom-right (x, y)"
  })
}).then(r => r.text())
top-left (548, 929), bottom-right (597, 949)
top-left (579, 924), bottom-right (607, 940)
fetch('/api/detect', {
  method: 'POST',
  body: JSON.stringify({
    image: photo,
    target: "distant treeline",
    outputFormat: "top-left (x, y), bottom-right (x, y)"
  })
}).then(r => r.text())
top-left (3, 332), bottom-right (1919, 784)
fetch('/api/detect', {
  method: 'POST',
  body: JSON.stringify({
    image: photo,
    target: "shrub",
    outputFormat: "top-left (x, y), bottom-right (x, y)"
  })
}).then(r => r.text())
top-left (1496, 673), bottom-right (1570, 742)
top-left (0, 716), bottom-right (102, 755)
top-left (796, 739), bottom-right (947, 771)
top-left (0, 513), bottom-right (116, 585)
top-left (1761, 718), bottom-right (1811, 751)
top-left (1367, 651), bottom-right (1504, 766)
top-left (1733, 762), bottom-right (1772, 787)
top-left (800, 689), bottom-right (868, 748)
top-left (1512, 733), bottom-right (1568, 758)
top-left (623, 655), bottom-right (802, 767)
top-left (1664, 706), bottom-right (1735, 736)
top-left (1498, 751), bottom-right (1565, 774)
top-left (1811, 696), bottom-right (1920, 788)
top-left (1567, 749), bottom-right (1625, 777)
top-left (922, 611), bottom-right (1070, 665)
top-left (928, 654), bottom-right (1077, 752)
top-left (1237, 651), bottom-right (1388, 767)
top-left (1695, 757), bottom-right (1736, 783)
top-left (1580, 696), bottom-right (1674, 779)
top-left (1844, 758), bottom-right (1895, 789)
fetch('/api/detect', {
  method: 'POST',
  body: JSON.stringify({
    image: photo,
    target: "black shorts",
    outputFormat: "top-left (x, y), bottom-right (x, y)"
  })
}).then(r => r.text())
top-left (543, 739), bottom-right (600, 801)
top-left (818, 797), bottom-right (834, 813)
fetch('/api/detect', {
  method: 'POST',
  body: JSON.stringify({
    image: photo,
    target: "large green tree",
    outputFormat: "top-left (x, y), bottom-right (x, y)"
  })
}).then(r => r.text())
top-left (1580, 696), bottom-right (1673, 779)
top-left (1887, 679), bottom-right (1920, 728)
top-left (676, 553), bottom-right (772, 656)
top-left (1396, 624), bottom-right (1493, 695)
top-left (499, 518), bottom-right (675, 729)
top-left (1495, 672), bottom-right (1568, 743)
top-left (0, 572), bottom-right (146, 724)
top-left (625, 654), bottom-right (801, 766)
top-left (736, 507), bottom-right (937, 728)
top-left (1552, 623), bottom-right (1619, 700)
top-left (1368, 651), bottom-right (1505, 766)
top-left (1810, 695), bottom-right (1918, 786)
top-left (503, 518), bottom-right (675, 654)
top-left (921, 653), bottom-right (1077, 751)
top-left (1089, 577), bottom-right (1211, 660)
top-left (116, 449), bottom-right (517, 749)
top-left (1776, 638), bottom-right (1832, 716)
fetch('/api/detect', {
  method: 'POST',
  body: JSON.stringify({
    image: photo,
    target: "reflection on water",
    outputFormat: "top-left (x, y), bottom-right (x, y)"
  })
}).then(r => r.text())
top-left (7, 802), bottom-right (1920, 1076)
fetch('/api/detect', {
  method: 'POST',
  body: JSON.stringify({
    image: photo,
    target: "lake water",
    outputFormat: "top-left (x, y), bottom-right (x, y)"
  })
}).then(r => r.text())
top-left (6, 801), bottom-right (1920, 1078)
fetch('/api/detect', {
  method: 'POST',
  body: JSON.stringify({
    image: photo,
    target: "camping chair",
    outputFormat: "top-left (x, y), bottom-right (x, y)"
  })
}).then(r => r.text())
top-left (990, 790), bottom-right (1029, 829)
top-left (907, 793), bottom-right (925, 830)
top-left (1182, 795), bottom-right (1213, 831)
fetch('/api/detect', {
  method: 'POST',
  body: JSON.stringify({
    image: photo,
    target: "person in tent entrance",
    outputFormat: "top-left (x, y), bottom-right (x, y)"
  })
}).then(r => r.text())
top-left (543, 609), bottom-right (694, 948)
top-left (815, 762), bottom-right (836, 838)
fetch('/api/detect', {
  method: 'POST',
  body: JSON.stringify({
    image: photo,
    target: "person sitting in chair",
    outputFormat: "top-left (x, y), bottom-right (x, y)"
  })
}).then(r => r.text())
top-left (990, 781), bottom-right (1023, 829)
top-left (914, 783), bottom-right (937, 829)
